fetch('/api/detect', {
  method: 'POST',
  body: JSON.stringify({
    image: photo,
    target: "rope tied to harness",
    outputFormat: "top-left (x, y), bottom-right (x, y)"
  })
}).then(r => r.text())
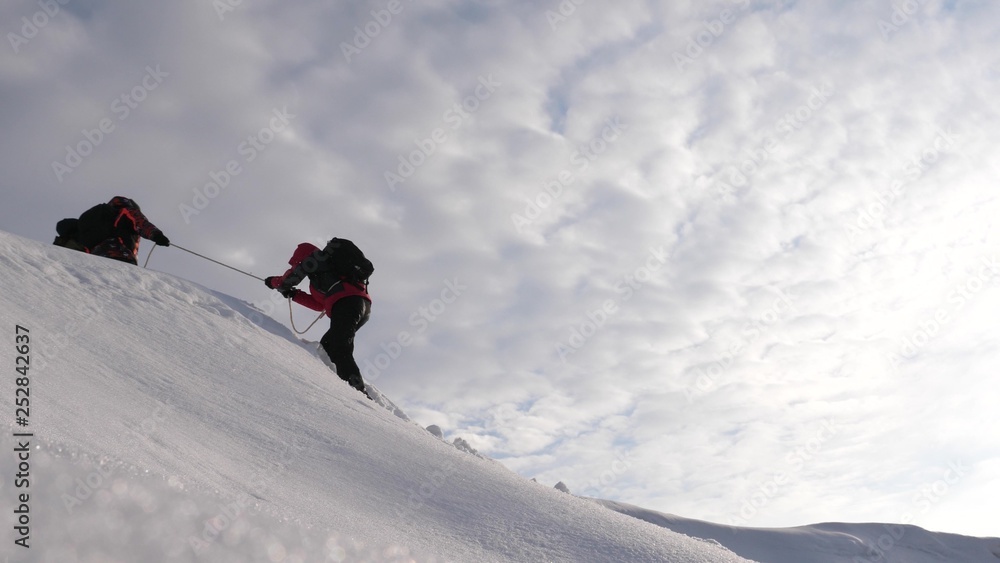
top-left (288, 300), bottom-right (326, 335)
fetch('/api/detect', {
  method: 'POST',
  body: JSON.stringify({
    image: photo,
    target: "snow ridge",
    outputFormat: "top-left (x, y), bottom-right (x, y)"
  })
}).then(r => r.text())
top-left (0, 231), bottom-right (754, 562)
top-left (2, 230), bottom-right (996, 562)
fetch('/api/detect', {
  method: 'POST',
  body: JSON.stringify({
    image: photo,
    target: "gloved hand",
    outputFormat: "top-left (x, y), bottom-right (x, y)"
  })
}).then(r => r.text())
top-left (264, 276), bottom-right (279, 289)
top-left (279, 286), bottom-right (299, 299)
top-left (151, 230), bottom-right (170, 247)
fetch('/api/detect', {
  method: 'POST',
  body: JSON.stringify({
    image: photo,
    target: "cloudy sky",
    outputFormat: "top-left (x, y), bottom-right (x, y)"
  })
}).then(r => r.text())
top-left (3, 0), bottom-right (999, 538)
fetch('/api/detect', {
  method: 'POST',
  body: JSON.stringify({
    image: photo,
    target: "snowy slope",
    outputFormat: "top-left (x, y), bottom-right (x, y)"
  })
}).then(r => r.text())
top-left (595, 499), bottom-right (1000, 563)
top-left (0, 230), bottom-right (755, 562)
top-left (2, 229), bottom-right (998, 563)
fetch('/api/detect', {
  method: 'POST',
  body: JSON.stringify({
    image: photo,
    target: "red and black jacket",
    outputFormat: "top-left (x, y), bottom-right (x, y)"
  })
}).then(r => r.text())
top-left (75, 196), bottom-right (163, 256)
top-left (267, 243), bottom-right (371, 317)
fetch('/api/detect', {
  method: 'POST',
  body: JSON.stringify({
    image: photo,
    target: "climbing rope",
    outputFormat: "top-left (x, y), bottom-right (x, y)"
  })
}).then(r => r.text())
top-left (288, 299), bottom-right (325, 335)
top-left (144, 241), bottom-right (324, 334)
top-left (171, 243), bottom-right (265, 281)
top-left (143, 244), bottom-right (157, 268)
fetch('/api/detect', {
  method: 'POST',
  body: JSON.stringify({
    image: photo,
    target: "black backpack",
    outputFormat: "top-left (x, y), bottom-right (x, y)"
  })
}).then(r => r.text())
top-left (74, 203), bottom-right (136, 250)
top-left (53, 218), bottom-right (88, 252)
top-left (305, 238), bottom-right (374, 293)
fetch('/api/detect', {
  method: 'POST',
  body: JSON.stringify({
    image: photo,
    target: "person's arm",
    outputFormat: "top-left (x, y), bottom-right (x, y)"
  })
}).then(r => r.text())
top-left (278, 262), bottom-right (308, 289)
top-left (264, 244), bottom-right (324, 311)
top-left (264, 274), bottom-right (323, 311)
top-left (272, 243), bottom-right (320, 289)
top-left (110, 196), bottom-right (169, 246)
top-left (290, 290), bottom-right (325, 312)
top-left (264, 269), bottom-right (324, 311)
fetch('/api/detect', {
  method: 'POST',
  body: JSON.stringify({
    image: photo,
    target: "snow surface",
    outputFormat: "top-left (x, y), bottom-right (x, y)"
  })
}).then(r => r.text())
top-left (0, 229), bottom-right (997, 562)
top-left (595, 500), bottom-right (1000, 563)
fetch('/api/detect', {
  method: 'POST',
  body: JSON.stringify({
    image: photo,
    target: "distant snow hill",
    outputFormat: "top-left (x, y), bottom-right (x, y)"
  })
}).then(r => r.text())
top-left (0, 230), bottom-right (997, 562)
top-left (594, 500), bottom-right (1000, 563)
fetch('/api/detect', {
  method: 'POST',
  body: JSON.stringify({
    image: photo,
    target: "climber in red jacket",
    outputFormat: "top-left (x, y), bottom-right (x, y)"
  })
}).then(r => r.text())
top-left (265, 239), bottom-right (373, 399)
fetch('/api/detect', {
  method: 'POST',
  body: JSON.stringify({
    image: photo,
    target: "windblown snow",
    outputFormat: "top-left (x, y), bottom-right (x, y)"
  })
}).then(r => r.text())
top-left (0, 230), bottom-right (997, 562)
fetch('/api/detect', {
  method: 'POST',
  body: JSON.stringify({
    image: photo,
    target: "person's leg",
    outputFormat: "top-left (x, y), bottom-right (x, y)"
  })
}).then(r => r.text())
top-left (91, 238), bottom-right (137, 265)
top-left (320, 297), bottom-right (370, 397)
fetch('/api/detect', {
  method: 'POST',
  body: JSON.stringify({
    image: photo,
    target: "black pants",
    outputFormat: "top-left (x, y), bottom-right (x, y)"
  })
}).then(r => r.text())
top-left (320, 296), bottom-right (371, 395)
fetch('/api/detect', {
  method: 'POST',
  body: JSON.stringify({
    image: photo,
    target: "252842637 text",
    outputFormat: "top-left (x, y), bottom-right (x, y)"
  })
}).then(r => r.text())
top-left (14, 324), bottom-right (32, 549)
